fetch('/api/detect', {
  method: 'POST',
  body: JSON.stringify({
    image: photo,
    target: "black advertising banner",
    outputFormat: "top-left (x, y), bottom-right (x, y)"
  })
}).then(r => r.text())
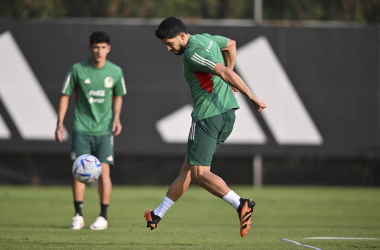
top-left (0, 20), bottom-right (378, 157)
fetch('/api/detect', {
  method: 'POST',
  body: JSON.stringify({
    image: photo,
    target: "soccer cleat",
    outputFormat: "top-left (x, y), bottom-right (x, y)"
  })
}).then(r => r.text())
top-left (70, 214), bottom-right (84, 230)
top-left (90, 216), bottom-right (108, 230)
top-left (237, 198), bottom-right (256, 237)
top-left (144, 209), bottom-right (161, 230)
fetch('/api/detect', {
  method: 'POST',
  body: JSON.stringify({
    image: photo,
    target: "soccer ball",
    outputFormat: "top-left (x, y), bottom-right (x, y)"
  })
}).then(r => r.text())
top-left (72, 154), bottom-right (102, 184)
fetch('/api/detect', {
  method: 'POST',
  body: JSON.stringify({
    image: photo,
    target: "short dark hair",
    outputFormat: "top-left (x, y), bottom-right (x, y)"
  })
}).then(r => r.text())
top-left (155, 17), bottom-right (188, 39)
top-left (90, 31), bottom-right (110, 45)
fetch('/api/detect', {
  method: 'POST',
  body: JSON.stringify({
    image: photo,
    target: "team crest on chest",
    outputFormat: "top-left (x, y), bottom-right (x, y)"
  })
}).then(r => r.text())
top-left (104, 77), bottom-right (113, 88)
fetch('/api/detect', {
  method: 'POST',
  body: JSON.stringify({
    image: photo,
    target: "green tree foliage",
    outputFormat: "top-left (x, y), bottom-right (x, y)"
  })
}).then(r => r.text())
top-left (264, 0), bottom-right (380, 23)
top-left (0, 0), bottom-right (66, 18)
top-left (0, 0), bottom-right (379, 23)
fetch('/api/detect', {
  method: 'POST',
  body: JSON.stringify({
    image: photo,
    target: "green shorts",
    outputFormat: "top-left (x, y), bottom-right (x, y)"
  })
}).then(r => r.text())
top-left (187, 109), bottom-right (236, 166)
top-left (71, 131), bottom-right (114, 165)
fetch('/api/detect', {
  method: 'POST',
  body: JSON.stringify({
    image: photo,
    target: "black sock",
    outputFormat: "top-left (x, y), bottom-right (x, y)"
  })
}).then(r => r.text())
top-left (74, 201), bottom-right (83, 216)
top-left (100, 203), bottom-right (109, 220)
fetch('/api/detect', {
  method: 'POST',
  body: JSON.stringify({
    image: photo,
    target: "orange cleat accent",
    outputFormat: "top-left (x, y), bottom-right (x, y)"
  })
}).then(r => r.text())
top-left (144, 210), bottom-right (152, 221)
top-left (145, 209), bottom-right (161, 230)
top-left (238, 199), bottom-right (256, 237)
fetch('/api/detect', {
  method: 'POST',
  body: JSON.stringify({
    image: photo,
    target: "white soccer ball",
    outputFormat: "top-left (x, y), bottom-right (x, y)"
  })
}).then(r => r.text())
top-left (72, 154), bottom-right (102, 184)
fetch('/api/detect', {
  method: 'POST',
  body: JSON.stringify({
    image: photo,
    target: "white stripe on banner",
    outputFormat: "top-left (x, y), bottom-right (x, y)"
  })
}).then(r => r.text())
top-left (0, 31), bottom-right (68, 140)
top-left (235, 36), bottom-right (323, 145)
top-left (0, 114), bottom-right (11, 139)
top-left (226, 94), bottom-right (267, 144)
top-left (156, 105), bottom-right (193, 143)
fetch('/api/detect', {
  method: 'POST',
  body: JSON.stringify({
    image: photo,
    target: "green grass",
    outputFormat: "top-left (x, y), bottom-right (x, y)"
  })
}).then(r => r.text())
top-left (0, 186), bottom-right (379, 249)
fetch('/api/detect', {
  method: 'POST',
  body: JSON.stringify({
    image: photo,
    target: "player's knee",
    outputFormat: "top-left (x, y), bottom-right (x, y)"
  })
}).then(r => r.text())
top-left (100, 171), bottom-right (110, 178)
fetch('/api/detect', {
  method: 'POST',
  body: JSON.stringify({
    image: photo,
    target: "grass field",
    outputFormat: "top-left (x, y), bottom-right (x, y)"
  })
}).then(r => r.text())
top-left (0, 185), bottom-right (379, 249)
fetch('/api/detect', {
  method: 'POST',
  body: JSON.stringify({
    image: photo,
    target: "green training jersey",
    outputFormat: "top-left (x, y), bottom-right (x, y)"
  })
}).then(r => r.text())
top-left (183, 33), bottom-right (240, 122)
top-left (61, 59), bottom-right (127, 136)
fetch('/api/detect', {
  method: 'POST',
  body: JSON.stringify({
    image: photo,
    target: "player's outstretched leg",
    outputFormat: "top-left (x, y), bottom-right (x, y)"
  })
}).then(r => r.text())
top-left (237, 198), bottom-right (256, 237)
top-left (144, 210), bottom-right (162, 230)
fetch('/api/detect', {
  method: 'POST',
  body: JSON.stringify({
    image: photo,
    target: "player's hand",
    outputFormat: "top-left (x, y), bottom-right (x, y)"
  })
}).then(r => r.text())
top-left (55, 125), bottom-right (64, 142)
top-left (250, 97), bottom-right (266, 113)
top-left (112, 118), bottom-right (122, 136)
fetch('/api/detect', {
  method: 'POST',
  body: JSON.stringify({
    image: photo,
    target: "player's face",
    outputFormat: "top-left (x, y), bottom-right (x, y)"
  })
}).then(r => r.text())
top-left (162, 34), bottom-right (186, 56)
top-left (89, 43), bottom-right (111, 63)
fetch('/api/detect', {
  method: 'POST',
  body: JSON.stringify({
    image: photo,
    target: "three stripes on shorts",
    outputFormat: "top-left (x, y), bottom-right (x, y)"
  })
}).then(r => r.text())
top-left (189, 122), bottom-right (196, 141)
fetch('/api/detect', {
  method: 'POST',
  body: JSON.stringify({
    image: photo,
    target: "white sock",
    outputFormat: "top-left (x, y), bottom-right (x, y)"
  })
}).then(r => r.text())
top-left (153, 196), bottom-right (175, 218)
top-left (223, 190), bottom-right (241, 210)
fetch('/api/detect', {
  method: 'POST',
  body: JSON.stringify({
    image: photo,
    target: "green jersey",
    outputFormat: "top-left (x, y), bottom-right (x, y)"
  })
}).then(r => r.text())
top-left (183, 33), bottom-right (240, 122)
top-left (61, 59), bottom-right (127, 135)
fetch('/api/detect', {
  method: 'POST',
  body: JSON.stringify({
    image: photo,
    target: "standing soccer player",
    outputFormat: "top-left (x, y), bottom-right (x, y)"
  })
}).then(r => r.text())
top-left (55, 31), bottom-right (127, 230)
top-left (144, 17), bottom-right (266, 237)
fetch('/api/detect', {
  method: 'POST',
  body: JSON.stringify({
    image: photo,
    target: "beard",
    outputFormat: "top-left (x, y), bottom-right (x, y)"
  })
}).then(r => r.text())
top-left (174, 44), bottom-right (186, 56)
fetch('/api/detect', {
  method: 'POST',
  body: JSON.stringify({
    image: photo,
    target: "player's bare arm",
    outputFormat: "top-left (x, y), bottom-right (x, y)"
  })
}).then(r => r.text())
top-left (112, 95), bottom-right (123, 136)
top-left (213, 63), bottom-right (266, 113)
top-left (55, 94), bottom-right (70, 142)
top-left (221, 38), bottom-right (237, 71)
top-left (221, 38), bottom-right (239, 92)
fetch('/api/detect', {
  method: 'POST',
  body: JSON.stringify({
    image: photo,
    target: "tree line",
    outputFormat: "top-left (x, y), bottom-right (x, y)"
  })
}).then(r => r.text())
top-left (1, 0), bottom-right (379, 23)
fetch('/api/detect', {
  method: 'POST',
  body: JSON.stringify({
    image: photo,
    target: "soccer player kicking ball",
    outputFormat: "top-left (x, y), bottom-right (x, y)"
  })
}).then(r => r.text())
top-left (145, 17), bottom-right (266, 237)
top-left (56, 31), bottom-right (127, 230)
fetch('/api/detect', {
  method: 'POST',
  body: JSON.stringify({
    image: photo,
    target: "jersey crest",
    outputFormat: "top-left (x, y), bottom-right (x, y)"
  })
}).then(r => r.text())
top-left (104, 77), bottom-right (113, 88)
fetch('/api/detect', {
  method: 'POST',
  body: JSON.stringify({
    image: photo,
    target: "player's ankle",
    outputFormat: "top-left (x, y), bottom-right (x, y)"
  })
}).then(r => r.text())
top-left (223, 190), bottom-right (241, 210)
top-left (153, 195), bottom-right (174, 218)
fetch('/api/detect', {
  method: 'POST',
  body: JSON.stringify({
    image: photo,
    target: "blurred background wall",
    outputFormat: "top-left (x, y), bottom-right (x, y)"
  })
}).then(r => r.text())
top-left (0, 0), bottom-right (379, 186)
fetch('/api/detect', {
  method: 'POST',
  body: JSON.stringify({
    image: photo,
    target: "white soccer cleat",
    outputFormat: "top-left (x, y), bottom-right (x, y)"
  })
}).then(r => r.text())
top-left (70, 214), bottom-right (84, 230)
top-left (90, 216), bottom-right (108, 230)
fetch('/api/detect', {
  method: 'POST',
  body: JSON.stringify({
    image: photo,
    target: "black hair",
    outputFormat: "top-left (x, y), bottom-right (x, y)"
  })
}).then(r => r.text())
top-left (155, 17), bottom-right (188, 39)
top-left (90, 31), bottom-right (110, 45)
